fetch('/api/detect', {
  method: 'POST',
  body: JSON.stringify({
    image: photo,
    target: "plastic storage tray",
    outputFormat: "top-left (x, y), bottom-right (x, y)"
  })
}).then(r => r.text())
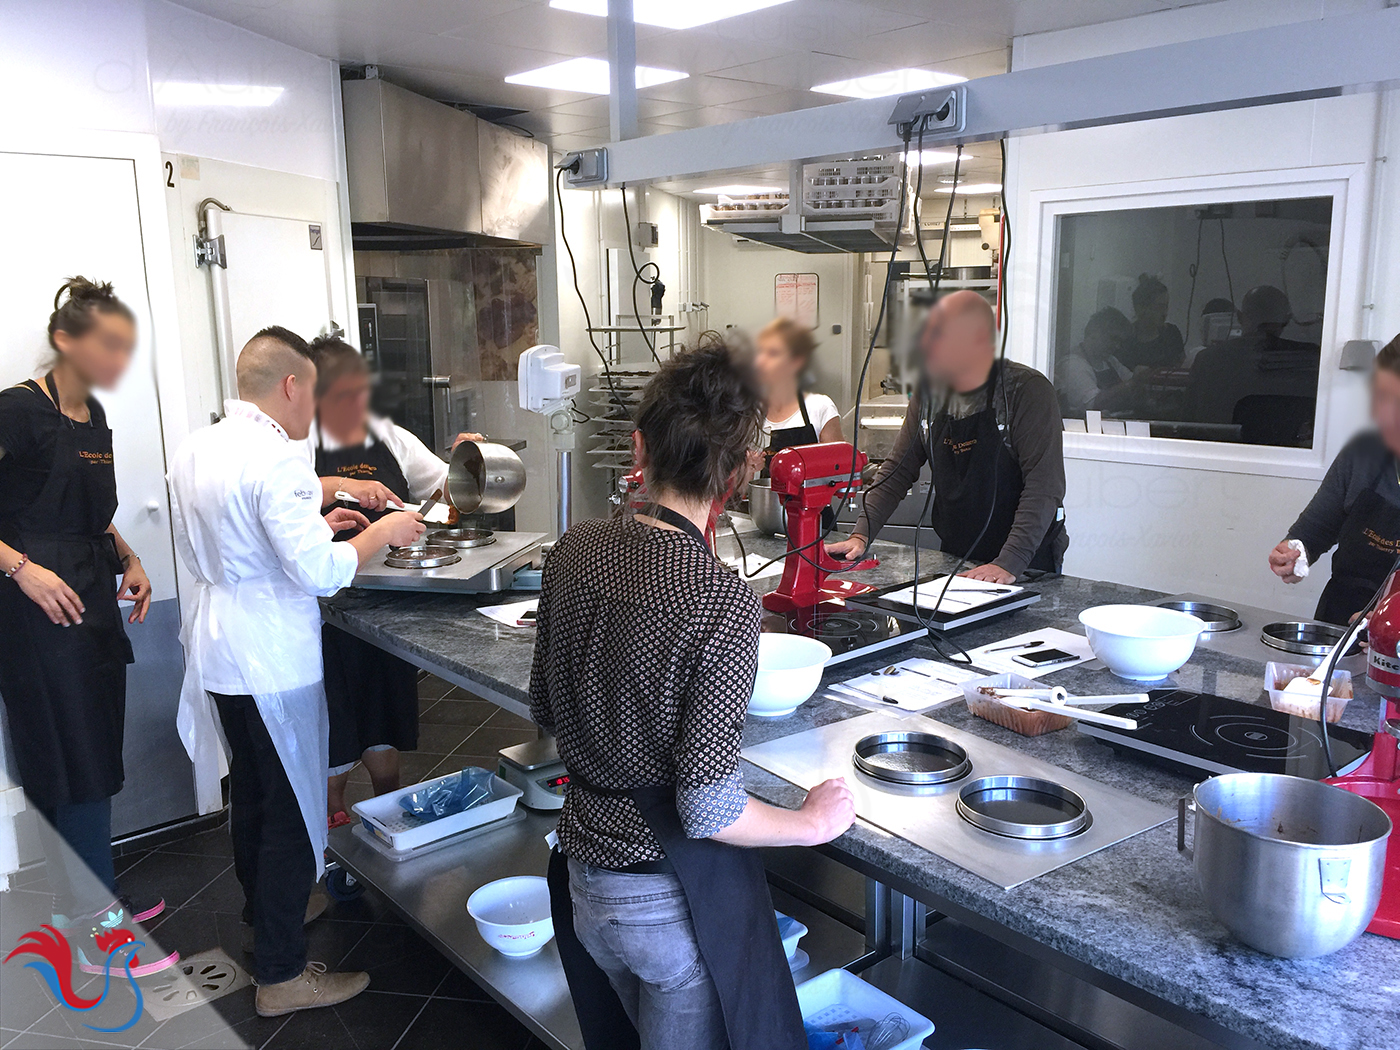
top-left (962, 672), bottom-right (1074, 736)
top-left (352, 769), bottom-right (522, 852)
top-left (796, 968), bottom-right (935, 1050)
top-left (1263, 661), bottom-right (1353, 723)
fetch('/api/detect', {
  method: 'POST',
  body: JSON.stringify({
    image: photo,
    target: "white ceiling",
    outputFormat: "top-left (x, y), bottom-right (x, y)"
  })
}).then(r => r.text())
top-left (163, 0), bottom-right (1221, 157)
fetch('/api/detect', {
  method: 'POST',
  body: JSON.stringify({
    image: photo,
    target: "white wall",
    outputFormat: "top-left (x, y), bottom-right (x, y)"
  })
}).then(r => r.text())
top-left (1006, 0), bottom-right (1394, 616)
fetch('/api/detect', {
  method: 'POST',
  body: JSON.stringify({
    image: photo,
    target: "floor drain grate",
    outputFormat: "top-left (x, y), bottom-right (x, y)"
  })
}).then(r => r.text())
top-left (142, 947), bottom-right (251, 1021)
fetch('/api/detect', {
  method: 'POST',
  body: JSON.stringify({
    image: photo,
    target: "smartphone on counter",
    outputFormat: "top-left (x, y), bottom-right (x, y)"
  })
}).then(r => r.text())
top-left (1013, 647), bottom-right (1077, 668)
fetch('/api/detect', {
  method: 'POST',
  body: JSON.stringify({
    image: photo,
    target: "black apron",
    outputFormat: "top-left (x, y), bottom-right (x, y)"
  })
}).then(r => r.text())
top-left (315, 427), bottom-right (419, 764)
top-left (928, 366), bottom-right (1063, 572)
top-left (1314, 472), bottom-right (1400, 625)
top-left (547, 505), bottom-right (807, 1050)
top-left (763, 394), bottom-right (834, 532)
top-left (0, 375), bottom-right (131, 806)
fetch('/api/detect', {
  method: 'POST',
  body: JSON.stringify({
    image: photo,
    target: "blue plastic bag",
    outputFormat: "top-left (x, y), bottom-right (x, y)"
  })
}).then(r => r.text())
top-left (398, 767), bottom-right (495, 821)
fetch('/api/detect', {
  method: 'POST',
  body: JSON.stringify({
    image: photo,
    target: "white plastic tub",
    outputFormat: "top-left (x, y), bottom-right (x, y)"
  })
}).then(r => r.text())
top-left (775, 910), bottom-right (808, 961)
top-left (1264, 661), bottom-right (1354, 723)
top-left (796, 968), bottom-right (935, 1050)
top-left (353, 768), bottom-right (522, 852)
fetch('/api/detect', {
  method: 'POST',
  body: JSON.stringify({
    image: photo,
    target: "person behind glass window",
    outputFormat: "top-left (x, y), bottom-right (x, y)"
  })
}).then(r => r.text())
top-left (1055, 307), bottom-right (1138, 415)
top-left (1120, 273), bottom-right (1185, 369)
top-left (1182, 297), bottom-right (1237, 368)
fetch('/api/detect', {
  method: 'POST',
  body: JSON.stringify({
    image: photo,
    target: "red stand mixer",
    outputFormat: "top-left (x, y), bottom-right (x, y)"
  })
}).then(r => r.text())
top-left (1328, 570), bottom-right (1400, 939)
top-left (761, 442), bottom-right (879, 613)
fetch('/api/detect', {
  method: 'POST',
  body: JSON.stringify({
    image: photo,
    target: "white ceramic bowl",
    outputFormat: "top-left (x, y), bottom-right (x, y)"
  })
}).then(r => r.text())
top-left (1078, 604), bottom-right (1206, 681)
top-left (749, 634), bottom-right (832, 718)
top-left (466, 875), bottom-right (554, 958)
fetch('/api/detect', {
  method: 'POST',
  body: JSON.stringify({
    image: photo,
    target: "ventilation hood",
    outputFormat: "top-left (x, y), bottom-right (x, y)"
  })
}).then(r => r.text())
top-left (343, 79), bottom-right (550, 250)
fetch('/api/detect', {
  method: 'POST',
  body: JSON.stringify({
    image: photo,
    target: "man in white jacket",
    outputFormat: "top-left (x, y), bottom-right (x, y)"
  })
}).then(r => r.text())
top-left (168, 327), bottom-right (424, 1017)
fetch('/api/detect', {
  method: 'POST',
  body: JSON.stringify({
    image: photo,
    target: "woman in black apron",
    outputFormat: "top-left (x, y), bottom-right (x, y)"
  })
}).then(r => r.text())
top-left (754, 318), bottom-right (843, 530)
top-left (1271, 335), bottom-right (1400, 623)
top-left (307, 337), bottom-right (457, 825)
top-left (530, 336), bottom-right (855, 1050)
top-left (928, 361), bottom-right (1064, 573)
top-left (0, 278), bottom-right (175, 975)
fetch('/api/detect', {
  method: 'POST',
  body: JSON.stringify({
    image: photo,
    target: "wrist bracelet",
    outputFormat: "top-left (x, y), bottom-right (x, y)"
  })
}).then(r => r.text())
top-left (5, 554), bottom-right (28, 578)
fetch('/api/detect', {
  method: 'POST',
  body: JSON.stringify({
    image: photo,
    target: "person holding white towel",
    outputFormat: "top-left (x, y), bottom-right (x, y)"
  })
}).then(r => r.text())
top-left (168, 326), bottom-right (424, 1017)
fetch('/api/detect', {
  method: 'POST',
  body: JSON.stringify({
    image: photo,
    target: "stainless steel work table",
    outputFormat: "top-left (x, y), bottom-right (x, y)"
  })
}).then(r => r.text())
top-left (324, 531), bottom-right (1400, 1050)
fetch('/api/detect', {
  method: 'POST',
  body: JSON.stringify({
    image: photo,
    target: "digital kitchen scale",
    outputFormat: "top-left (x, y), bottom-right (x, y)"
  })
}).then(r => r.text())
top-left (498, 737), bottom-right (568, 811)
top-left (846, 574), bottom-right (1041, 631)
top-left (1077, 690), bottom-right (1374, 780)
top-left (761, 600), bottom-right (927, 665)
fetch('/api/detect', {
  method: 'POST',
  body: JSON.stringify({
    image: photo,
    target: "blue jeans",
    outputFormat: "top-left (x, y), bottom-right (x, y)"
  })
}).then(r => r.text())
top-left (568, 859), bottom-right (728, 1050)
top-left (35, 797), bottom-right (117, 920)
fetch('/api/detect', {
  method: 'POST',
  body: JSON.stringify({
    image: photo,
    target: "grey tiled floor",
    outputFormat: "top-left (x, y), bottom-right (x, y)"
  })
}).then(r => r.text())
top-left (0, 675), bottom-right (545, 1050)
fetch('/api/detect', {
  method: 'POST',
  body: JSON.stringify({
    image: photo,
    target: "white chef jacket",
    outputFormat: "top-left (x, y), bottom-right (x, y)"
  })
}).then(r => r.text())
top-left (169, 400), bottom-right (359, 695)
top-left (300, 415), bottom-right (448, 503)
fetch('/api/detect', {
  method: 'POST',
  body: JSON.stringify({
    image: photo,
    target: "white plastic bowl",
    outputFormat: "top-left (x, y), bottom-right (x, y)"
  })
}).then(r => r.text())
top-left (466, 875), bottom-right (554, 958)
top-left (1078, 604), bottom-right (1206, 681)
top-left (749, 633), bottom-right (832, 718)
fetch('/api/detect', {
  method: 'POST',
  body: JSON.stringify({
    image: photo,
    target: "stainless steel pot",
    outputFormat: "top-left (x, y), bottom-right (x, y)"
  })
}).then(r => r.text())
top-left (1179, 773), bottom-right (1390, 958)
top-left (748, 479), bottom-right (786, 536)
top-left (446, 441), bottom-right (526, 515)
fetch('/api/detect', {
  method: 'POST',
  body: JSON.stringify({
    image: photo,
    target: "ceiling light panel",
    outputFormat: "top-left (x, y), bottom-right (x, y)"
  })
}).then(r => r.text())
top-left (812, 68), bottom-right (967, 99)
top-left (505, 57), bottom-right (687, 95)
top-left (154, 82), bottom-right (284, 107)
top-left (549, 0), bottom-right (796, 30)
top-left (907, 150), bottom-right (971, 166)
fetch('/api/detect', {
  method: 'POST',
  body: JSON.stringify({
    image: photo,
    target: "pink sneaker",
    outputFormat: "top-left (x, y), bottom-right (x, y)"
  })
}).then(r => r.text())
top-left (74, 904), bottom-right (179, 977)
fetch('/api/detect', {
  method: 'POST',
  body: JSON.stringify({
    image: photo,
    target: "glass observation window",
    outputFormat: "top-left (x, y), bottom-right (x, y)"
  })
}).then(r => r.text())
top-left (1050, 196), bottom-right (1332, 447)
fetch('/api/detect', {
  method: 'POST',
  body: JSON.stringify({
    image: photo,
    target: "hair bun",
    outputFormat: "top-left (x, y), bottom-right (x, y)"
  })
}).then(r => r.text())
top-left (54, 276), bottom-right (117, 311)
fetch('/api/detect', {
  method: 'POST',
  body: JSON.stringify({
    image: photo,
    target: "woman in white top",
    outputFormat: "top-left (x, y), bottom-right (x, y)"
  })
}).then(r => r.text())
top-left (755, 317), bottom-right (842, 475)
top-left (305, 336), bottom-right (479, 825)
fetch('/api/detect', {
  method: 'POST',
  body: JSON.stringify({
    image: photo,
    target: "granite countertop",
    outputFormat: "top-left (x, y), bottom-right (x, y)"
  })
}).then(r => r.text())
top-left (324, 530), bottom-right (1400, 1050)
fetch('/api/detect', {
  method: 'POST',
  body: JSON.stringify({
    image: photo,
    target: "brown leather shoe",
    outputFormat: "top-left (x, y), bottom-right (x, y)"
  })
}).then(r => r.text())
top-left (255, 962), bottom-right (370, 1017)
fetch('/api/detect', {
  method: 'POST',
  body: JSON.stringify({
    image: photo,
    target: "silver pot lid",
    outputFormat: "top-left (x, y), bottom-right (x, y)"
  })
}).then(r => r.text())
top-left (1154, 600), bottom-right (1240, 633)
top-left (956, 775), bottom-right (1092, 839)
top-left (1260, 621), bottom-right (1360, 657)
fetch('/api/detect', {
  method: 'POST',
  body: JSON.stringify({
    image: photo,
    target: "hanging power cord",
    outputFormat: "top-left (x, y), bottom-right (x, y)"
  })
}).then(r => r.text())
top-left (1219, 217), bottom-right (1236, 310)
top-left (556, 165), bottom-right (631, 425)
top-left (1315, 553), bottom-right (1398, 777)
top-left (620, 183), bottom-right (663, 364)
top-left (726, 128), bottom-right (918, 579)
top-left (1184, 218), bottom-right (1205, 346)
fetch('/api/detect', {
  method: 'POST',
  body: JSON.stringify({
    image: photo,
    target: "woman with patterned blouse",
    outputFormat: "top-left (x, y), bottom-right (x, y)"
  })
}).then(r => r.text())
top-left (530, 334), bottom-right (854, 1050)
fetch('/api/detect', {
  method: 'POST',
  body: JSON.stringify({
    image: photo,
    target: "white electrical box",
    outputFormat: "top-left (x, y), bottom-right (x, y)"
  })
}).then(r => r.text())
top-left (519, 344), bottom-right (582, 413)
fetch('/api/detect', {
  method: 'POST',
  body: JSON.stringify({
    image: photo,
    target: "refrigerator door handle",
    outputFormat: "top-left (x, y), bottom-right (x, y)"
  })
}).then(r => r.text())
top-left (421, 375), bottom-right (451, 387)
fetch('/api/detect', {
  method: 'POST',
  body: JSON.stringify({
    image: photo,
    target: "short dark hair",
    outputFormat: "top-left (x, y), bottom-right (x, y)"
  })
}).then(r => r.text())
top-left (253, 325), bottom-right (312, 359)
top-left (1131, 273), bottom-right (1169, 311)
top-left (48, 277), bottom-right (135, 352)
top-left (308, 334), bottom-right (368, 399)
top-left (1378, 332), bottom-right (1400, 378)
top-left (1201, 298), bottom-right (1235, 316)
top-left (635, 332), bottom-right (763, 504)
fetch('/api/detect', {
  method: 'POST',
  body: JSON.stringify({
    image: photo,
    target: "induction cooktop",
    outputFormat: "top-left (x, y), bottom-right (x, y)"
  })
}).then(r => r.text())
top-left (1076, 690), bottom-right (1373, 779)
top-left (761, 601), bottom-right (927, 666)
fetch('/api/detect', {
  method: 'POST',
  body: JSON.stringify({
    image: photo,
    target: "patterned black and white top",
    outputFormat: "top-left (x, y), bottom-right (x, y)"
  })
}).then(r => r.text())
top-left (528, 514), bottom-right (759, 868)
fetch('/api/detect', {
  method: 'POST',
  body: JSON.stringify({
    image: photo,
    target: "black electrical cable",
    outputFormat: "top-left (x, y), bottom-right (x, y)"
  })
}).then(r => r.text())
top-left (912, 125), bottom-right (937, 293)
top-left (556, 165), bottom-right (630, 423)
top-left (727, 130), bottom-right (918, 580)
top-left (1219, 217), bottom-right (1235, 310)
top-left (1315, 552), bottom-right (1399, 776)
top-left (1184, 218), bottom-right (1204, 346)
top-left (620, 184), bottom-right (662, 363)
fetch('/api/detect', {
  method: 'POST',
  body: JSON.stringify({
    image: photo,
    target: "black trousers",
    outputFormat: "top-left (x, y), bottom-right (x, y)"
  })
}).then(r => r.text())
top-left (35, 797), bottom-right (117, 921)
top-left (210, 692), bottom-right (314, 984)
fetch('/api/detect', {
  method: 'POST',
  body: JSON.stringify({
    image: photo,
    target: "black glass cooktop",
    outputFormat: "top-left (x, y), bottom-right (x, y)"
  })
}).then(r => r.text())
top-left (1076, 690), bottom-right (1373, 779)
top-left (762, 602), bottom-right (927, 666)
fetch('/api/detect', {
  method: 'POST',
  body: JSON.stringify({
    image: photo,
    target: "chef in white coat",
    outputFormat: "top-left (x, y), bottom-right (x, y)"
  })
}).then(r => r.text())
top-left (168, 326), bottom-right (424, 1018)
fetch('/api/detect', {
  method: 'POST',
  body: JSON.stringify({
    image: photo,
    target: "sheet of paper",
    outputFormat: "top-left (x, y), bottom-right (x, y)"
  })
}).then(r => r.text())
top-left (879, 575), bottom-right (1026, 613)
top-left (964, 627), bottom-right (1095, 678)
top-left (829, 657), bottom-right (986, 715)
top-left (476, 597), bottom-right (538, 628)
top-left (399, 500), bottom-right (451, 524)
top-left (721, 552), bottom-right (786, 580)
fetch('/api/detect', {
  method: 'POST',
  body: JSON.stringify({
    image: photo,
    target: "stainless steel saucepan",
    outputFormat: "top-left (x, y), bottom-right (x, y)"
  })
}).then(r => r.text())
top-left (446, 442), bottom-right (526, 515)
top-left (1179, 773), bottom-right (1390, 958)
